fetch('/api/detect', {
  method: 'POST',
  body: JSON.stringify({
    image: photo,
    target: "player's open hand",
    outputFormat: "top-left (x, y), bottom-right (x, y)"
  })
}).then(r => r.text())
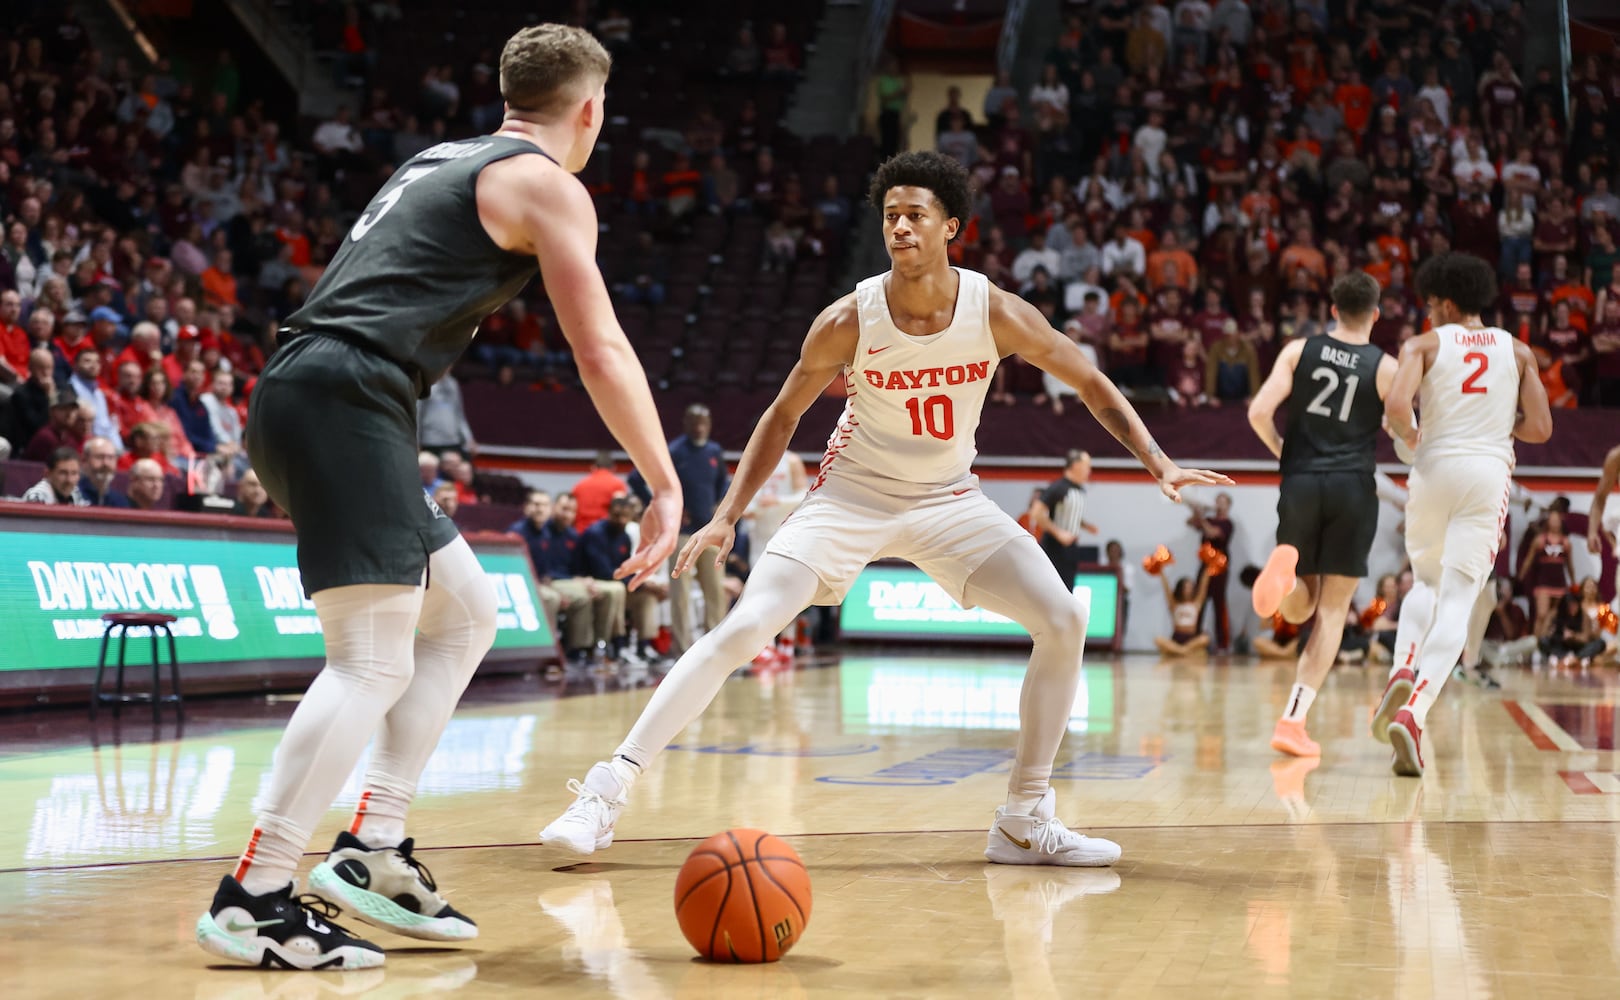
top-left (1157, 464), bottom-right (1234, 504)
top-left (615, 492), bottom-right (680, 590)
top-left (674, 517), bottom-right (736, 579)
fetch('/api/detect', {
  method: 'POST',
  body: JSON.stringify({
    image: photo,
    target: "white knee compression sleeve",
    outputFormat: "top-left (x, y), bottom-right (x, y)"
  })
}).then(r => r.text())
top-left (353, 537), bottom-right (498, 846)
top-left (613, 554), bottom-right (821, 770)
top-left (960, 535), bottom-right (1088, 815)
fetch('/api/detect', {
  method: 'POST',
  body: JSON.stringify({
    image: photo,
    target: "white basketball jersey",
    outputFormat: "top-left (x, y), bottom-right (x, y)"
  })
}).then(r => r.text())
top-left (814, 268), bottom-right (999, 491)
top-left (1416, 324), bottom-right (1520, 469)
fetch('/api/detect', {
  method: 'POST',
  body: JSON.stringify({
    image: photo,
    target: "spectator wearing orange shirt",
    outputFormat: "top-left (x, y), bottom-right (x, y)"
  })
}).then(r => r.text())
top-left (200, 249), bottom-right (239, 307)
top-left (1278, 228), bottom-right (1327, 290)
top-left (573, 450), bottom-right (631, 533)
top-left (1146, 230), bottom-right (1198, 292)
top-left (0, 289), bottom-right (28, 386)
top-left (1335, 69), bottom-right (1375, 135)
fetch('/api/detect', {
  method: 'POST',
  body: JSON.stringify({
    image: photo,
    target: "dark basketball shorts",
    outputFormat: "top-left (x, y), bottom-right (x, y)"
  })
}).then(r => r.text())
top-left (246, 335), bottom-right (459, 596)
top-left (1275, 470), bottom-right (1379, 579)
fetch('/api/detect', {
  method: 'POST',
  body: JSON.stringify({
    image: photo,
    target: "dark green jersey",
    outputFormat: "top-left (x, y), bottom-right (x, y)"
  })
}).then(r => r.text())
top-left (1280, 334), bottom-right (1387, 475)
top-left (284, 136), bottom-right (549, 396)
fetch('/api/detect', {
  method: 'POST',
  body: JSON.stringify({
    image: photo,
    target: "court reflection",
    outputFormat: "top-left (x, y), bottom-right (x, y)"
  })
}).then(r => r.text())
top-left (984, 866), bottom-right (1120, 1000)
top-left (538, 878), bottom-right (669, 1000)
top-left (835, 656), bottom-right (1118, 734)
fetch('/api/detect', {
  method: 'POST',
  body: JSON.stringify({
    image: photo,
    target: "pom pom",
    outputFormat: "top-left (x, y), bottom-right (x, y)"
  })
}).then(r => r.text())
top-left (1142, 545), bottom-right (1174, 576)
top-left (1197, 542), bottom-right (1228, 576)
top-left (1360, 596), bottom-right (1388, 630)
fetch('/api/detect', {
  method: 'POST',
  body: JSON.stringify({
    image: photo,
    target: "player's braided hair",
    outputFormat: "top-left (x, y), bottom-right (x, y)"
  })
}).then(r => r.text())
top-left (1414, 252), bottom-right (1498, 317)
top-left (868, 151), bottom-right (973, 241)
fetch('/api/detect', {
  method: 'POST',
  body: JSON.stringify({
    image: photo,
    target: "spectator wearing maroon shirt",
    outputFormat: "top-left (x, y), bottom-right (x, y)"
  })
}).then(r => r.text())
top-left (24, 390), bottom-right (87, 462)
top-left (1542, 301), bottom-right (1590, 398)
top-left (1450, 192), bottom-right (1501, 265)
top-left (1190, 288), bottom-right (1232, 348)
top-left (1590, 297), bottom-right (1620, 405)
top-left (1108, 298), bottom-right (1154, 389)
top-left (760, 23), bottom-right (801, 81)
top-left (1149, 287), bottom-right (1193, 374)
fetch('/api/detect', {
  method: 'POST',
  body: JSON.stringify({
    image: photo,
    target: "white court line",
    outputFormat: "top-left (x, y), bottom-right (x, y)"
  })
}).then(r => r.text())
top-left (1590, 772), bottom-right (1620, 795)
top-left (1516, 701), bottom-right (1586, 752)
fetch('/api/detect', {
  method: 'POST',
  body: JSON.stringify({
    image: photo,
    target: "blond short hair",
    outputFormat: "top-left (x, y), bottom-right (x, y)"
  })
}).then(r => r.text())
top-left (500, 23), bottom-right (611, 118)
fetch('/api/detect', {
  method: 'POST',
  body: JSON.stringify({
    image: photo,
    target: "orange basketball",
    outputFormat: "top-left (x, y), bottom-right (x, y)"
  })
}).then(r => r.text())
top-left (674, 828), bottom-right (812, 963)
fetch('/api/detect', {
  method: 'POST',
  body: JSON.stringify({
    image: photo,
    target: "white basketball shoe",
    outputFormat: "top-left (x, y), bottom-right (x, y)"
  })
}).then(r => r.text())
top-left (984, 788), bottom-right (1121, 867)
top-left (539, 761), bottom-right (628, 856)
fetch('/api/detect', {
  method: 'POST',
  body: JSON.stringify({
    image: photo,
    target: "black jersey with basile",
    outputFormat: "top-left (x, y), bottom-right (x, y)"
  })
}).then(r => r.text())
top-left (1279, 334), bottom-right (1386, 475)
top-left (283, 136), bottom-right (551, 397)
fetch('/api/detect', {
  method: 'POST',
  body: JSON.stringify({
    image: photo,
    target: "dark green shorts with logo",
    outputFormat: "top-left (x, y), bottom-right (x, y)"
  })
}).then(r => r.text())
top-left (246, 335), bottom-right (459, 597)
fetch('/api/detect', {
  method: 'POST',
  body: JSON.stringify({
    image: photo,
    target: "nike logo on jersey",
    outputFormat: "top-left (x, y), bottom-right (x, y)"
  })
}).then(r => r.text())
top-left (863, 361), bottom-right (991, 390)
top-left (866, 346), bottom-right (892, 355)
top-left (953, 488), bottom-right (972, 496)
top-left (998, 827), bottom-right (1033, 850)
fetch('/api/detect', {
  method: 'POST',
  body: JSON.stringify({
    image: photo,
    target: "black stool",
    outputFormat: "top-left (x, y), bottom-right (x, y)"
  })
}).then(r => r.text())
top-left (92, 613), bottom-right (184, 720)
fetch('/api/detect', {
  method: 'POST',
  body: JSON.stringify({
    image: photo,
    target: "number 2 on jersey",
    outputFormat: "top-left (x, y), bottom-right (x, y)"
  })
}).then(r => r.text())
top-left (906, 395), bottom-right (955, 440)
top-left (1460, 351), bottom-right (1489, 394)
top-left (349, 164), bottom-right (441, 241)
top-left (1305, 367), bottom-right (1360, 422)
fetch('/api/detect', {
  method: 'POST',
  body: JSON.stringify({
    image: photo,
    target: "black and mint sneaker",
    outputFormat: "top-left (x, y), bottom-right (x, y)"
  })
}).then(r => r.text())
top-left (196, 875), bottom-right (385, 970)
top-left (307, 832), bottom-right (478, 942)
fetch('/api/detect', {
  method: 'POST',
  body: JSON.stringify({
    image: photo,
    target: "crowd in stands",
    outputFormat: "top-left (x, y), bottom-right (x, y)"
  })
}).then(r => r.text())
top-left (0, 0), bottom-right (838, 506)
top-left (924, 1), bottom-right (1620, 411)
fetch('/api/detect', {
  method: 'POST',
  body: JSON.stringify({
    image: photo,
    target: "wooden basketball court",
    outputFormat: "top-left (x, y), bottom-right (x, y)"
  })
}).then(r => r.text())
top-left (6, 652), bottom-right (1619, 998)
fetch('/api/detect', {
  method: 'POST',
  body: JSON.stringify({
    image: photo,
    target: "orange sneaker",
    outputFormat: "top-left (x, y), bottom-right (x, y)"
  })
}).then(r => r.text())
top-left (1369, 668), bottom-right (1415, 744)
top-left (1252, 545), bottom-right (1300, 618)
top-left (1270, 718), bottom-right (1321, 757)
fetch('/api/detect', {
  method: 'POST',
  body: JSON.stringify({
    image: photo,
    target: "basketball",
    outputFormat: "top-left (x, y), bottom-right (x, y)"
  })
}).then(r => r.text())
top-left (674, 829), bottom-right (812, 963)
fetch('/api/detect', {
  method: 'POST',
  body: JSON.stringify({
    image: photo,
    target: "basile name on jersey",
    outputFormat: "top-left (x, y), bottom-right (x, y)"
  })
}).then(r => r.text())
top-left (862, 361), bottom-right (991, 391)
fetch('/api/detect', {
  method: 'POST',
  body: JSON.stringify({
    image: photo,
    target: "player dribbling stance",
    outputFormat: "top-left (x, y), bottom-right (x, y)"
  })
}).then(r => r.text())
top-left (1247, 272), bottom-right (1398, 758)
top-left (540, 151), bottom-right (1231, 866)
top-left (1373, 252), bottom-right (1552, 777)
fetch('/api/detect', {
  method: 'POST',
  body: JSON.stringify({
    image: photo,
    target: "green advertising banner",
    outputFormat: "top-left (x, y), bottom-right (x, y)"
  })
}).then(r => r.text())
top-left (0, 529), bottom-right (553, 672)
top-left (839, 563), bottom-right (1119, 643)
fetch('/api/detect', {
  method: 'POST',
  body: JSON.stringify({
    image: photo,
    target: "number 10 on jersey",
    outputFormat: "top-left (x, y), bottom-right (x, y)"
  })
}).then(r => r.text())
top-left (906, 395), bottom-right (955, 440)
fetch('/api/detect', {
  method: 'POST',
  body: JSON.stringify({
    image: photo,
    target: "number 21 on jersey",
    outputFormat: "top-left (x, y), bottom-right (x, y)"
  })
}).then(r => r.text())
top-left (1305, 366), bottom-right (1360, 422)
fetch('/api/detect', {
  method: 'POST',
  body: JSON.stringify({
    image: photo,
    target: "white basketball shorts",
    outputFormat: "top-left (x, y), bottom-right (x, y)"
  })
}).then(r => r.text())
top-left (763, 470), bottom-right (1029, 607)
top-left (1404, 455), bottom-right (1512, 587)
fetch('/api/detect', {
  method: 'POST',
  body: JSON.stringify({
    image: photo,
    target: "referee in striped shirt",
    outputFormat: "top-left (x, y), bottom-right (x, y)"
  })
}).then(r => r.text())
top-left (1034, 450), bottom-right (1099, 589)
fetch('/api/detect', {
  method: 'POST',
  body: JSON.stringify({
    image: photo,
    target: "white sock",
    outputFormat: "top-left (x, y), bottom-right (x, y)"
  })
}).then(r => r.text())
top-left (236, 815), bottom-right (311, 895)
top-left (1282, 683), bottom-right (1316, 723)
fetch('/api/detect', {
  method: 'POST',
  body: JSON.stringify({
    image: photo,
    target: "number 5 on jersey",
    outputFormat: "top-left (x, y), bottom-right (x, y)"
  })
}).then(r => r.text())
top-left (350, 164), bottom-right (442, 242)
top-left (906, 395), bottom-right (955, 440)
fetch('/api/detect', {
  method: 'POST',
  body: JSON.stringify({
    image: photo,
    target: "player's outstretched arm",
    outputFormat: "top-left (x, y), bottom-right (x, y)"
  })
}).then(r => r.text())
top-left (1246, 338), bottom-right (1305, 460)
top-left (1589, 445), bottom-right (1620, 554)
top-left (991, 289), bottom-right (1232, 502)
top-left (673, 296), bottom-right (859, 576)
top-left (1511, 339), bottom-right (1553, 445)
top-left (1384, 332), bottom-right (1436, 450)
top-left (480, 158), bottom-right (680, 588)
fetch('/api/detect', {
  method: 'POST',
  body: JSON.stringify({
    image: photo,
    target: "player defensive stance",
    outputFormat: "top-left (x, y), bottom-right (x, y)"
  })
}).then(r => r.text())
top-left (197, 26), bottom-right (681, 970)
top-left (1247, 272), bottom-right (1398, 757)
top-left (1372, 253), bottom-right (1551, 776)
top-left (540, 151), bottom-right (1230, 866)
